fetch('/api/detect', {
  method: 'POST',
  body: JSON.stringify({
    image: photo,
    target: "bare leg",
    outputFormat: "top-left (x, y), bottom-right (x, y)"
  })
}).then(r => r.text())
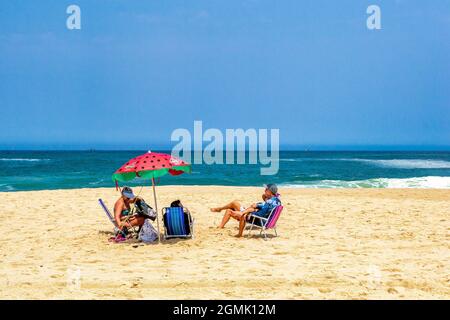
top-left (237, 216), bottom-right (247, 237)
top-left (121, 216), bottom-right (145, 229)
top-left (211, 200), bottom-right (242, 212)
top-left (130, 216), bottom-right (146, 227)
top-left (237, 207), bottom-right (257, 237)
top-left (219, 209), bottom-right (244, 228)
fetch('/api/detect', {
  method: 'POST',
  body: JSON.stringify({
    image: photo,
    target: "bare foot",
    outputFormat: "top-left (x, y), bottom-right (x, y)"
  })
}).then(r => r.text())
top-left (210, 208), bottom-right (221, 212)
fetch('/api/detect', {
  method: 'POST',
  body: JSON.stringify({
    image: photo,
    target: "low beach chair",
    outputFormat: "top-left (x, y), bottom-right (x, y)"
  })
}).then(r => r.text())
top-left (247, 205), bottom-right (283, 239)
top-left (162, 207), bottom-right (194, 239)
top-left (98, 199), bottom-right (138, 237)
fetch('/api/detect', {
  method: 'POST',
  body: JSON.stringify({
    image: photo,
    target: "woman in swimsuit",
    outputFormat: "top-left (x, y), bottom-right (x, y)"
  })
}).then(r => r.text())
top-left (113, 186), bottom-right (146, 232)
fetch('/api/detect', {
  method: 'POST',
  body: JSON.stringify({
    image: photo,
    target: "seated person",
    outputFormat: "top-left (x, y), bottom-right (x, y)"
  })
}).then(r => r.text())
top-left (210, 184), bottom-right (281, 237)
top-left (113, 186), bottom-right (146, 234)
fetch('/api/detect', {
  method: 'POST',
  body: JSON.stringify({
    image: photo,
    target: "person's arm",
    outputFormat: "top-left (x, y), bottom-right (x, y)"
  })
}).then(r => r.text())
top-left (242, 207), bottom-right (256, 215)
top-left (253, 201), bottom-right (270, 217)
top-left (256, 201), bottom-right (266, 209)
top-left (113, 200), bottom-right (123, 228)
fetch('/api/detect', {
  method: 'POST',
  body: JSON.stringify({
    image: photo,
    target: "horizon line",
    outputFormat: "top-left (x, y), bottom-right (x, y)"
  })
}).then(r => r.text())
top-left (1, 145), bottom-right (450, 152)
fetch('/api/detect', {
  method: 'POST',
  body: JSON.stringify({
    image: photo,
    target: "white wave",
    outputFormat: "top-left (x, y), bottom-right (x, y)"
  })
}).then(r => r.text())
top-left (0, 158), bottom-right (50, 162)
top-left (280, 158), bottom-right (450, 168)
top-left (88, 179), bottom-right (105, 185)
top-left (280, 176), bottom-right (450, 189)
top-left (350, 159), bottom-right (450, 169)
top-left (0, 185), bottom-right (16, 191)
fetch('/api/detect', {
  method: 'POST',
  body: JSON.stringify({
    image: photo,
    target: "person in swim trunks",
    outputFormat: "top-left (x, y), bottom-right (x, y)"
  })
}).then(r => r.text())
top-left (113, 186), bottom-right (146, 233)
top-left (210, 184), bottom-right (281, 237)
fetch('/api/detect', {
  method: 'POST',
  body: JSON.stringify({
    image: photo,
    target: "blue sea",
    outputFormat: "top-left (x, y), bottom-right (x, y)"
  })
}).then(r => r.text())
top-left (1, 151), bottom-right (450, 191)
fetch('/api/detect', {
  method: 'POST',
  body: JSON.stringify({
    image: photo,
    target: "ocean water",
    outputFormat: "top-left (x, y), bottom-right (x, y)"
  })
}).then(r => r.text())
top-left (1, 151), bottom-right (450, 191)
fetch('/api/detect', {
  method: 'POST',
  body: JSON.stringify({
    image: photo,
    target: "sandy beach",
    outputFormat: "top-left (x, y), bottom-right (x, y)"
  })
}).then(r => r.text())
top-left (0, 186), bottom-right (448, 299)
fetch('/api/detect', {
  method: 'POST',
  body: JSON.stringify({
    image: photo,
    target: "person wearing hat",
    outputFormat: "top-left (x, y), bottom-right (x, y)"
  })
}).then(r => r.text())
top-left (113, 186), bottom-right (146, 233)
top-left (210, 184), bottom-right (281, 237)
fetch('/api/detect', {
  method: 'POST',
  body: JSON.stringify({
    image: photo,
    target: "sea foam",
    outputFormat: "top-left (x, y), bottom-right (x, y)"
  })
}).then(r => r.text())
top-left (281, 176), bottom-right (450, 189)
top-left (0, 158), bottom-right (50, 162)
top-left (280, 158), bottom-right (450, 169)
top-left (350, 159), bottom-right (450, 169)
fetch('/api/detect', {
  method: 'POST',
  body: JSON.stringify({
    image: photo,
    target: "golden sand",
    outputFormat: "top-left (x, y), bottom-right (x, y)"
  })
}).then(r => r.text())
top-left (0, 186), bottom-right (449, 299)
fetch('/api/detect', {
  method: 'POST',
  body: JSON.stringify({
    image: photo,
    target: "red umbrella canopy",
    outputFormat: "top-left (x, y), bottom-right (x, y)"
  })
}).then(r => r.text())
top-left (112, 151), bottom-right (191, 182)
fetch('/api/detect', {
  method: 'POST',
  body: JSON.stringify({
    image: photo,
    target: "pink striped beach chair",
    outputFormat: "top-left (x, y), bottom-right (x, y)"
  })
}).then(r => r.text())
top-left (247, 205), bottom-right (283, 239)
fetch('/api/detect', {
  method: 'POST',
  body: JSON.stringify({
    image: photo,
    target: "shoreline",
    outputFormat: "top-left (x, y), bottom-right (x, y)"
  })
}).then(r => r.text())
top-left (2, 184), bottom-right (450, 194)
top-left (1, 186), bottom-right (449, 299)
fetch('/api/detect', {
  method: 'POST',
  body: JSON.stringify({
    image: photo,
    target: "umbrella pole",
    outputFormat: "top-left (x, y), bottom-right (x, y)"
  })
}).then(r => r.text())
top-left (151, 178), bottom-right (161, 243)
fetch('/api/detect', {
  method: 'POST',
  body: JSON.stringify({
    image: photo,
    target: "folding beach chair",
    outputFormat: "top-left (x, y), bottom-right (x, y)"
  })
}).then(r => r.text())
top-left (162, 207), bottom-right (194, 239)
top-left (247, 205), bottom-right (283, 239)
top-left (98, 198), bottom-right (138, 237)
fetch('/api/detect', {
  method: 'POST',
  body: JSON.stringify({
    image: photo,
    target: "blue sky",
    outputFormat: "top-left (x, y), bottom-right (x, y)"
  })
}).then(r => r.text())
top-left (0, 0), bottom-right (449, 150)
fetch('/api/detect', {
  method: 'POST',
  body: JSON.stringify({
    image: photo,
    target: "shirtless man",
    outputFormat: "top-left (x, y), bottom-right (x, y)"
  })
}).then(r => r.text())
top-left (210, 184), bottom-right (281, 237)
top-left (114, 186), bottom-right (145, 232)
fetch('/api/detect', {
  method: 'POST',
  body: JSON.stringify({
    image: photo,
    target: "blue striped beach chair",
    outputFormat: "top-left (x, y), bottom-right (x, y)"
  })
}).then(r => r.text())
top-left (162, 207), bottom-right (194, 239)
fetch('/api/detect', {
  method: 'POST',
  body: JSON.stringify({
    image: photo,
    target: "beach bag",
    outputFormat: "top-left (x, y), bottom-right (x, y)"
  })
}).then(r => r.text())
top-left (138, 219), bottom-right (158, 243)
top-left (135, 199), bottom-right (157, 221)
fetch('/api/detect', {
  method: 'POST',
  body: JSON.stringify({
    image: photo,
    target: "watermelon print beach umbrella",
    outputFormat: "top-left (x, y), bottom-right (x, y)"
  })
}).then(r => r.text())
top-left (112, 151), bottom-right (191, 242)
